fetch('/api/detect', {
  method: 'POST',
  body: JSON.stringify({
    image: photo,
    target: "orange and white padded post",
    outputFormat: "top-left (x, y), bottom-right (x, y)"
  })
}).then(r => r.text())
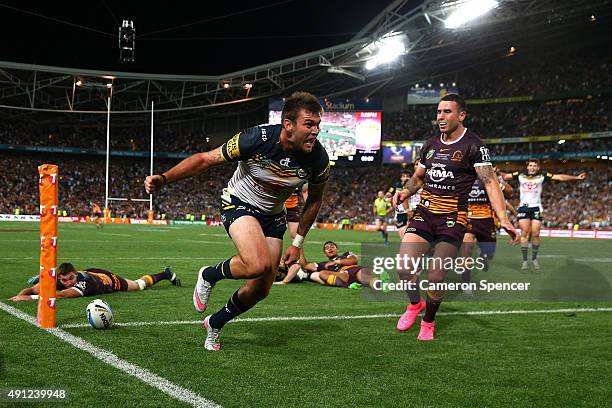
top-left (38, 164), bottom-right (59, 328)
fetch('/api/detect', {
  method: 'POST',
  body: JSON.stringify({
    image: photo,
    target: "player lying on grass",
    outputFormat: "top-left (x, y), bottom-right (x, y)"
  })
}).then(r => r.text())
top-left (10, 262), bottom-right (180, 301)
top-left (276, 241), bottom-right (381, 289)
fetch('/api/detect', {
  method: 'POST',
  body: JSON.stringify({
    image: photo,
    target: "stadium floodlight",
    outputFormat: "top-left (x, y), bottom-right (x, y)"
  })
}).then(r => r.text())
top-left (444, 0), bottom-right (499, 29)
top-left (119, 20), bottom-right (135, 63)
top-left (364, 33), bottom-right (407, 71)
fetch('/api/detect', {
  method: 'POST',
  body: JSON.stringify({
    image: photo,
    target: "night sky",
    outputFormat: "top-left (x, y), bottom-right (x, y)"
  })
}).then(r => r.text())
top-left (0, 0), bottom-right (397, 75)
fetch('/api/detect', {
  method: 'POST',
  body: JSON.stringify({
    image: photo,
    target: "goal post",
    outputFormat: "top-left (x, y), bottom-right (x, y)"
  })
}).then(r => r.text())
top-left (38, 164), bottom-right (59, 328)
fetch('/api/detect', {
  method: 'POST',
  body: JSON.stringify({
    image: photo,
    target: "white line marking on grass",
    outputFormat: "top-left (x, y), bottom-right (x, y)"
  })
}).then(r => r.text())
top-left (0, 301), bottom-right (220, 408)
top-left (539, 255), bottom-right (612, 263)
top-left (2, 256), bottom-right (221, 261)
top-left (58, 307), bottom-right (612, 329)
top-left (98, 232), bottom-right (134, 237)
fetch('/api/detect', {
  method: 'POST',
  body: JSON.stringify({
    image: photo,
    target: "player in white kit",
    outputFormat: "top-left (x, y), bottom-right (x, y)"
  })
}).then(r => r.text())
top-left (503, 160), bottom-right (585, 270)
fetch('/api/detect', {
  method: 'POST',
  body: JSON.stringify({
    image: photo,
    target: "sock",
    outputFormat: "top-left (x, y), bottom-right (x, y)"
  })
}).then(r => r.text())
top-left (531, 245), bottom-right (540, 261)
top-left (383, 230), bottom-right (388, 243)
top-left (521, 245), bottom-right (528, 262)
top-left (461, 268), bottom-right (471, 284)
top-left (423, 295), bottom-right (441, 323)
top-left (405, 284), bottom-right (421, 305)
top-left (209, 290), bottom-right (251, 329)
top-left (139, 270), bottom-right (171, 288)
top-left (202, 258), bottom-right (232, 285)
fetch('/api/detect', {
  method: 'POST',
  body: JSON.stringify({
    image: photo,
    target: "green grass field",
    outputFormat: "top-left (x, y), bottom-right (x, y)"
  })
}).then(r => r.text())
top-left (1, 221), bottom-right (611, 407)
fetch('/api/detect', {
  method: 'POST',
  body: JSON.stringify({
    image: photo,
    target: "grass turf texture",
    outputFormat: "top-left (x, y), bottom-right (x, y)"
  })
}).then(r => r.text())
top-left (1, 221), bottom-right (611, 407)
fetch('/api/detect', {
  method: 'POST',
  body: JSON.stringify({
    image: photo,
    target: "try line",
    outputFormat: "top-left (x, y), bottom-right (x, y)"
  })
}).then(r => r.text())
top-left (57, 307), bottom-right (612, 329)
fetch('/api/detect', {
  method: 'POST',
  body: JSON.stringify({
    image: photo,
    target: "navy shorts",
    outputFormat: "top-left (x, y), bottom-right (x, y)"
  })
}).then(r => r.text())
top-left (220, 195), bottom-right (287, 240)
top-left (286, 206), bottom-right (300, 223)
top-left (517, 206), bottom-right (543, 221)
top-left (405, 206), bottom-right (468, 249)
top-left (396, 213), bottom-right (408, 228)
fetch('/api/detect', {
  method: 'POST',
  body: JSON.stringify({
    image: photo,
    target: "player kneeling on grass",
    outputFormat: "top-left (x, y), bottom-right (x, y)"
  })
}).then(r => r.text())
top-left (10, 262), bottom-right (180, 301)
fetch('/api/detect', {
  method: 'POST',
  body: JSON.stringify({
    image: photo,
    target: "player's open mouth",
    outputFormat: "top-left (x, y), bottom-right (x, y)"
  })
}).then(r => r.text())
top-left (438, 121), bottom-right (447, 128)
top-left (304, 136), bottom-right (316, 148)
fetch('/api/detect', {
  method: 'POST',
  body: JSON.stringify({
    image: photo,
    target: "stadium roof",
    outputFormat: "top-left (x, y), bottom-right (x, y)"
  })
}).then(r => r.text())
top-left (0, 0), bottom-right (610, 121)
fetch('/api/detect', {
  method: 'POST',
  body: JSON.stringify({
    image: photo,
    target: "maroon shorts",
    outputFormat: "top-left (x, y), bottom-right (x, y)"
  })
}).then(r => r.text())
top-left (286, 206), bottom-right (300, 223)
top-left (405, 206), bottom-right (467, 249)
top-left (334, 266), bottom-right (362, 288)
top-left (467, 217), bottom-right (497, 242)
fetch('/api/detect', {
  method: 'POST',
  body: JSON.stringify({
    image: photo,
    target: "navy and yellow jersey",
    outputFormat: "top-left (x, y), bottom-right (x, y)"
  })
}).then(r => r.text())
top-left (418, 128), bottom-right (491, 214)
top-left (374, 197), bottom-right (390, 216)
top-left (220, 124), bottom-right (329, 214)
top-left (467, 179), bottom-right (493, 219)
top-left (511, 171), bottom-right (553, 208)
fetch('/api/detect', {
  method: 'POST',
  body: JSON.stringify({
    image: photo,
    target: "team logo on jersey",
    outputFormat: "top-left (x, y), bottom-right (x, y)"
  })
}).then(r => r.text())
top-left (225, 133), bottom-right (241, 160)
top-left (280, 158), bottom-right (291, 167)
top-left (427, 163), bottom-right (455, 182)
top-left (74, 281), bottom-right (86, 292)
top-left (479, 146), bottom-right (491, 162)
top-left (426, 149), bottom-right (435, 159)
top-left (451, 150), bottom-right (463, 161)
top-left (446, 220), bottom-right (455, 228)
top-left (297, 168), bottom-right (308, 178)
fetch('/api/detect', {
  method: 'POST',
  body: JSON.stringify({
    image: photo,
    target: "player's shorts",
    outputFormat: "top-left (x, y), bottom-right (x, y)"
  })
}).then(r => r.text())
top-left (376, 215), bottom-right (386, 223)
top-left (93, 212), bottom-right (103, 218)
top-left (330, 266), bottom-right (362, 288)
top-left (286, 206), bottom-right (300, 223)
top-left (466, 217), bottom-right (497, 257)
top-left (85, 268), bottom-right (129, 292)
top-left (396, 213), bottom-right (408, 229)
top-left (221, 195), bottom-right (287, 240)
top-left (405, 206), bottom-right (468, 249)
top-left (466, 217), bottom-right (497, 242)
top-left (517, 206), bottom-right (543, 221)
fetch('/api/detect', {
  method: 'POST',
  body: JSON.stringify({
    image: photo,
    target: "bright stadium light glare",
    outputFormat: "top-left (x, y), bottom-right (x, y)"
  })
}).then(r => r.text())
top-left (365, 33), bottom-right (406, 70)
top-left (445, 0), bottom-right (499, 29)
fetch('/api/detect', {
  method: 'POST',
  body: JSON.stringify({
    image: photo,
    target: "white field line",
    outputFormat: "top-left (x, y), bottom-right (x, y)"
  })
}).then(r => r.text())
top-left (58, 307), bottom-right (612, 329)
top-left (1, 256), bottom-right (222, 261)
top-left (0, 301), bottom-right (220, 408)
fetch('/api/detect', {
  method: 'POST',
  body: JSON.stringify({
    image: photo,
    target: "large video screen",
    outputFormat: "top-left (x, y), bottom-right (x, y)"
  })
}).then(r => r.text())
top-left (268, 110), bottom-right (382, 166)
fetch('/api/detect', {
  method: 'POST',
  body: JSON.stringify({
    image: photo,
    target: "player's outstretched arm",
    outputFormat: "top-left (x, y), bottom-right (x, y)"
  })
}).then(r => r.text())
top-left (10, 283), bottom-right (39, 301)
top-left (283, 181), bottom-right (327, 265)
top-left (477, 165), bottom-right (519, 243)
top-left (393, 166), bottom-right (425, 210)
top-left (144, 146), bottom-right (226, 193)
top-left (551, 172), bottom-right (587, 182)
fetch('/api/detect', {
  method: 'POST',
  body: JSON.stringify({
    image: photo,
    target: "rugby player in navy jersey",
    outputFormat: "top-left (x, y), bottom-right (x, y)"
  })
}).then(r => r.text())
top-left (393, 94), bottom-right (519, 341)
top-left (145, 92), bottom-right (330, 351)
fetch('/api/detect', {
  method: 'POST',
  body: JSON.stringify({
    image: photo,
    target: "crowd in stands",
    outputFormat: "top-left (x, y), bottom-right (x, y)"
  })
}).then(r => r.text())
top-left (383, 97), bottom-right (611, 141)
top-left (2, 50), bottom-right (611, 229)
top-left (448, 50), bottom-right (611, 99)
top-left (2, 153), bottom-right (610, 230)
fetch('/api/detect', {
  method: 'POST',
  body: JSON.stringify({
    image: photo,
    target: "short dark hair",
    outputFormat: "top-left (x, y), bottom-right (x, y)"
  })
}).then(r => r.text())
top-left (440, 93), bottom-right (466, 113)
top-left (527, 159), bottom-right (540, 165)
top-left (323, 240), bottom-right (337, 250)
top-left (57, 263), bottom-right (76, 276)
top-left (281, 91), bottom-right (323, 123)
